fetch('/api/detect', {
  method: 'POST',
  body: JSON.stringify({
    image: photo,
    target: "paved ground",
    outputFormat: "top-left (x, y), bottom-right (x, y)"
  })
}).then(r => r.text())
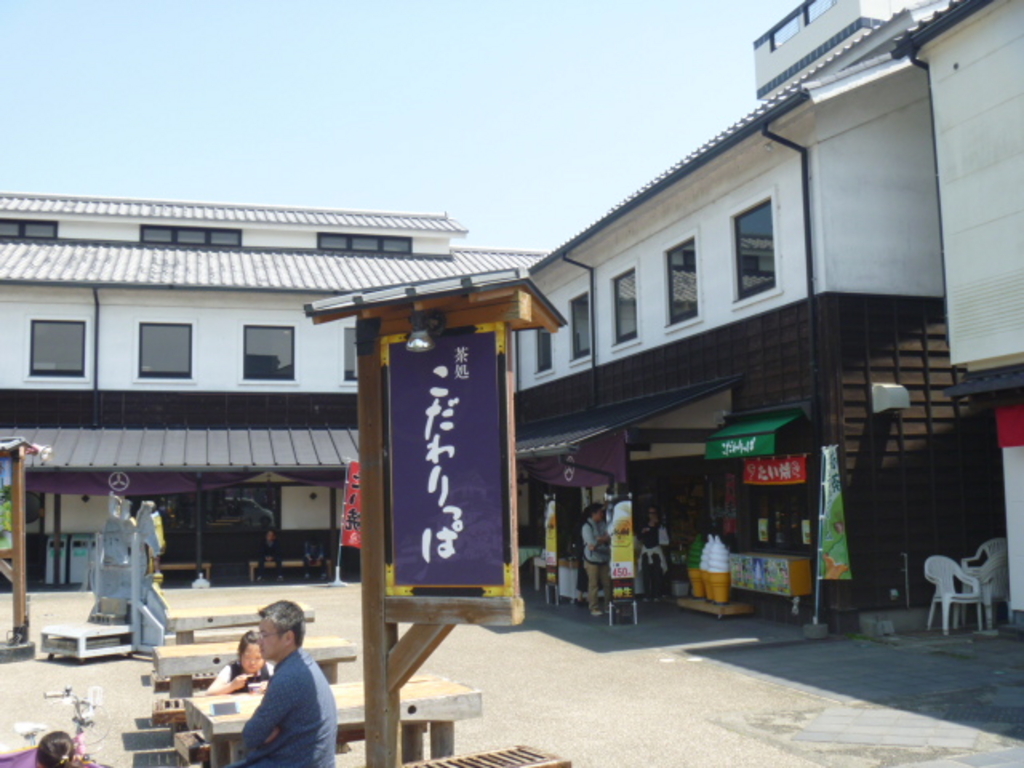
top-left (2, 578), bottom-right (1024, 767)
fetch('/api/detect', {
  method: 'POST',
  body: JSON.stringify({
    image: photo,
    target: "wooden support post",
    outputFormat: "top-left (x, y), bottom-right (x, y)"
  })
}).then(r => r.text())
top-left (430, 722), bottom-right (455, 759)
top-left (387, 624), bottom-right (455, 693)
top-left (11, 448), bottom-right (28, 636)
top-left (359, 318), bottom-right (401, 768)
top-left (401, 723), bottom-right (427, 763)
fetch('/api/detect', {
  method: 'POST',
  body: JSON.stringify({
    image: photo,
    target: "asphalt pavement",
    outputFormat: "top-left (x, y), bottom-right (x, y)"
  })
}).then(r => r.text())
top-left (2, 578), bottom-right (1024, 767)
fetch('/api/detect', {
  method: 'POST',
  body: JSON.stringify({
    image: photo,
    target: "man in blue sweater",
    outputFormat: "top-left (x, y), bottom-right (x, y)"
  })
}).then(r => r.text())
top-left (229, 600), bottom-right (337, 767)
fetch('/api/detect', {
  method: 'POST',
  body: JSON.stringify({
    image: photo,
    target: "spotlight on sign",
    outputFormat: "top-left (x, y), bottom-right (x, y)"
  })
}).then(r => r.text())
top-left (406, 310), bottom-right (446, 353)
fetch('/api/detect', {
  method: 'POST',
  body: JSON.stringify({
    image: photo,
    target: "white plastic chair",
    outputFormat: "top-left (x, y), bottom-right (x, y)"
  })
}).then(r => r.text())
top-left (961, 537), bottom-right (1007, 572)
top-left (974, 552), bottom-right (1009, 630)
top-left (924, 555), bottom-right (983, 635)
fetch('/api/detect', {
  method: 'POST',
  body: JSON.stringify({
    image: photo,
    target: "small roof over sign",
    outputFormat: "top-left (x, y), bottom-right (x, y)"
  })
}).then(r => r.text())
top-left (304, 268), bottom-right (565, 334)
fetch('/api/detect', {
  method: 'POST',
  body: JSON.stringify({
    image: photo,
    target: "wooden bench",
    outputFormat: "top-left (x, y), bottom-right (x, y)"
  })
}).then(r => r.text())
top-left (174, 727), bottom-right (358, 766)
top-left (165, 602), bottom-right (315, 645)
top-left (404, 746), bottom-right (571, 768)
top-left (247, 558), bottom-right (332, 581)
top-left (174, 729), bottom-right (211, 766)
top-left (154, 672), bottom-right (217, 694)
top-left (160, 562), bottom-right (212, 580)
top-left (185, 674), bottom-right (481, 768)
top-left (154, 634), bottom-right (355, 698)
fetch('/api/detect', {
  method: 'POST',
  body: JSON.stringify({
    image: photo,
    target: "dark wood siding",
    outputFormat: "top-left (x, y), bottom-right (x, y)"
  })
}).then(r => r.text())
top-left (518, 294), bottom-right (1004, 616)
top-left (822, 295), bottom-right (1004, 610)
top-left (517, 302), bottom-right (812, 422)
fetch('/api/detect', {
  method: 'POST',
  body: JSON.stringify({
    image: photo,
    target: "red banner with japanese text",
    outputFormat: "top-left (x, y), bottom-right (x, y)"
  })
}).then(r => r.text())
top-left (341, 461), bottom-right (362, 548)
top-left (743, 456), bottom-right (807, 485)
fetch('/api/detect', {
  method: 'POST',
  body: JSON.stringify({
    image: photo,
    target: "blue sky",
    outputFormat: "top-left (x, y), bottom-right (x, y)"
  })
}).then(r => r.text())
top-left (1, 1), bottom-right (798, 250)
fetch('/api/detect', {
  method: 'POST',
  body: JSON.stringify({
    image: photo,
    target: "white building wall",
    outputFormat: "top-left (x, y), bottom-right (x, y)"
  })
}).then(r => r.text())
top-left (280, 485), bottom-right (332, 530)
top-left (0, 285), bottom-right (358, 394)
top-left (521, 63), bottom-right (945, 393)
top-left (923, 0), bottom-right (1024, 369)
top-left (521, 137), bottom-right (808, 391)
top-left (811, 64), bottom-right (943, 296)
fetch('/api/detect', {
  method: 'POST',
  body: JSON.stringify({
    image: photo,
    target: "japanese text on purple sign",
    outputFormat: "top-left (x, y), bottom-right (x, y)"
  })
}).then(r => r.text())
top-left (421, 345), bottom-right (471, 562)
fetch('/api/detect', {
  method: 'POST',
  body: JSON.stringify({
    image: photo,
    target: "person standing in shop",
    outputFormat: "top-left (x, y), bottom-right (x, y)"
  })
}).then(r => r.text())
top-left (581, 502), bottom-right (612, 616)
top-left (639, 505), bottom-right (670, 601)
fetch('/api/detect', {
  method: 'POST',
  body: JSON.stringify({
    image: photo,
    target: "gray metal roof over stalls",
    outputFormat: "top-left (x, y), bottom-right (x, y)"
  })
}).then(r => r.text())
top-left (2, 427), bottom-right (358, 471)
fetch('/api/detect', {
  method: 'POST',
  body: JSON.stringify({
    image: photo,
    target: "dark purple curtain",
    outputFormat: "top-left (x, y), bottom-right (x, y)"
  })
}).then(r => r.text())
top-left (26, 471), bottom-right (260, 496)
top-left (520, 431), bottom-right (627, 487)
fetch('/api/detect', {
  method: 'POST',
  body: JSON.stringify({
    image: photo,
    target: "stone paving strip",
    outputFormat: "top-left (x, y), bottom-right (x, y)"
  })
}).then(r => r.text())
top-left (795, 706), bottom-right (980, 749)
top-left (891, 746), bottom-right (1024, 767)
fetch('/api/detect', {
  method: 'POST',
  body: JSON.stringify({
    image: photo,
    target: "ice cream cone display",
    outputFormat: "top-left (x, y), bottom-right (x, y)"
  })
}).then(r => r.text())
top-left (704, 535), bottom-right (732, 604)
top-left (688, 568), bottom-right (705, 598)
top-left (687, 536), bottom-right (706, 598)
top-left (705, 571), bottom-right (731, 604)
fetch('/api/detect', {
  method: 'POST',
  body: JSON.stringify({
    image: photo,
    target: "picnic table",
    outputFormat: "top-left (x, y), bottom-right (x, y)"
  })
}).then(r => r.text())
top-left (154, 635), bottom-right (356, 698)
top-left (185, 674), bottom-right (482, 767)
top-left (164, 602), bottom-right (316, 645)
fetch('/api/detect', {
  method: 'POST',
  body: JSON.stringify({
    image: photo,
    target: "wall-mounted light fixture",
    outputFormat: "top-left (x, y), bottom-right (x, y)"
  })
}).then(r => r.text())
top-left (406, 310), bottom-right (446, 353)
top-left (872, 383), bottom-right (910, 413)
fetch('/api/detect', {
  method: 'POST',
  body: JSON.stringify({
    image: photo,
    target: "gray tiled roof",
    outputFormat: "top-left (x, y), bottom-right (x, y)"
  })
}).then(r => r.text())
top-left (892, 0), bottom-right (987, 53)
top-left (0, 192), bottom-right (468, 234)
top-left (3, 426), bottom-right (358, 470)
top-left (0, 240), bottom-right (546, 293)
top-left (532, 4), bottom-right (931, 272)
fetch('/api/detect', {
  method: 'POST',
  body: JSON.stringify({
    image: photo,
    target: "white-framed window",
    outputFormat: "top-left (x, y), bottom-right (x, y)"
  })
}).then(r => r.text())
top-left (244, 325), bottom-right (295, 381)
top-left (613, 269), bottom-right (638, 344)
top-left (139, 322), bottom-right (192, 379)
top-left (30, 320), bottom-right (86, 377)
top-left (344, 327), bottom-right (358, 381)
top-left (667, 239), bottom-right (698, 324)
top-left (536, 328), bottom-right (552, 373)
top-left (735, 200), bottom-right (776, 300)
top-left (570, 293), bottom-right (591, 359)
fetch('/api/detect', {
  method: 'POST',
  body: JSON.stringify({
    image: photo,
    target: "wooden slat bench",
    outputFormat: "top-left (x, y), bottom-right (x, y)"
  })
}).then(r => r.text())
top-left (160, 562), bottom-right (212, 580)
top-left (154, 698), bottom-right (188, 727)
top-left (173, 727), bottom-right (358, 766)
top-left (403, 746), bottom-right (571, 768)
top-left (174, 729), bottom-right (211, 766)
top-left (154, 634), bottom-right (354, 698)
top-left (154, 672), bottom-right (216, 694)
top-left (185, 674), bottom-right (481, 768)
top-left (165, 602), bottom-right (315, 645)
top-left (247, 558), bottom-right (332, 581)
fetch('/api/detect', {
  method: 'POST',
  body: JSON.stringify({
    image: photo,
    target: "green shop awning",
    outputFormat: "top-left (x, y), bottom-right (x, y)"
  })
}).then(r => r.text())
top-left (705, 409), bottom-right (803, 459)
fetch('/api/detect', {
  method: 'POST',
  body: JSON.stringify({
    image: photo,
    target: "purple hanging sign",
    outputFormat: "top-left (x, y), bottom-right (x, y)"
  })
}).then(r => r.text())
top-left (388, 330), bottom-right (507, 590)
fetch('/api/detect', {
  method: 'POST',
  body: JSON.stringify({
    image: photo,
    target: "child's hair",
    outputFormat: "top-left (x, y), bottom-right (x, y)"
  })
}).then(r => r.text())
top-left (36, 731), bottom-right (79, 768)
top-left (237, 629), bottom-right (261, 658)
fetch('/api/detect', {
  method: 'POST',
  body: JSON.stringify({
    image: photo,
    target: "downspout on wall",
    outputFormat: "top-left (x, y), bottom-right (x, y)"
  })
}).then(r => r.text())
top-left (92, 288), bottom-right (101, 427)
top-left (760, 125), bottom-right (822, 455)
top-left (560, 253), bottom-right (598, 407)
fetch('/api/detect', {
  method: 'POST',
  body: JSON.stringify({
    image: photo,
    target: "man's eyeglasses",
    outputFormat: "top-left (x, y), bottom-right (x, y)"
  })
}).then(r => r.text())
top-left (258, 630), bottom-right (279, 640)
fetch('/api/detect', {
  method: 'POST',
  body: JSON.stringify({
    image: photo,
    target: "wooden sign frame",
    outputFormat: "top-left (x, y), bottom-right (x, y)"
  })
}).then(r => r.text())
top-left (307, 275), bottom-right (563, 767)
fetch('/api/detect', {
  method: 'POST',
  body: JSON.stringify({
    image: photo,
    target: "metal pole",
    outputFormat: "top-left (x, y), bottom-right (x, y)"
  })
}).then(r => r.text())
top-left (192, 473), bottom-right (209, 588)
top-left (814, 446), bottom-right (827, 625)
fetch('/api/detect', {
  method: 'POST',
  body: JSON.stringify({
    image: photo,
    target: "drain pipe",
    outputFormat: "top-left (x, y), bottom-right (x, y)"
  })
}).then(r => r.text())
top-left (92, 288), bottom-right (101, 427)
top-left (761, 125), bottom-right (820, 455)
top-left (762, 123), bottom-right (825, 627)
top-left (560, 252), bottom-right (598, 407)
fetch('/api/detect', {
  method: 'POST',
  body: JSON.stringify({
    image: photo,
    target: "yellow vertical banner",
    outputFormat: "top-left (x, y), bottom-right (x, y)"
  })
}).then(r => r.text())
top-left (610, 499), bottom-right (635, 599)
top-left (544, 497), bottom-right (558, 584)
